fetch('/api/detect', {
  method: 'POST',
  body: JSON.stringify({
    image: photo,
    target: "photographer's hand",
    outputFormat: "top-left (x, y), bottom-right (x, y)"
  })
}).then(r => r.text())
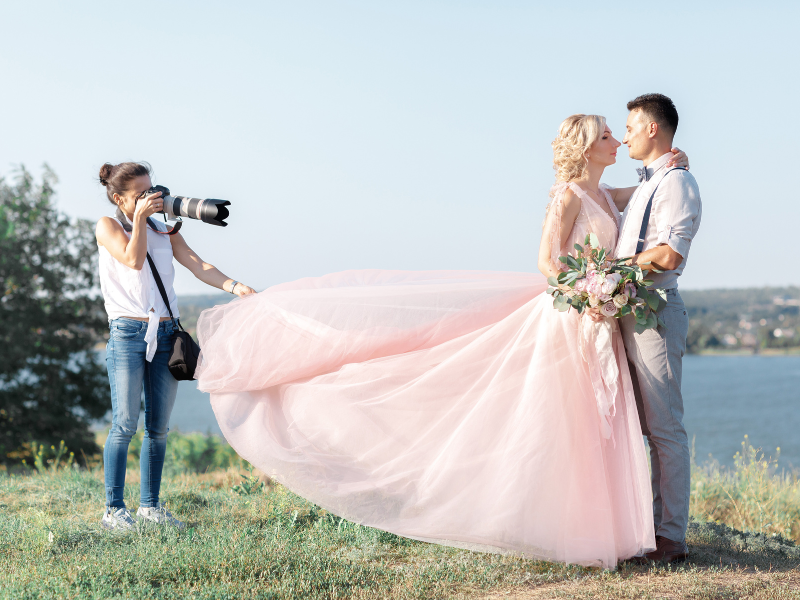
top-left (133, 190), bottom-right (163, 220)
top-left (229, 282), bottom-right (257, 297)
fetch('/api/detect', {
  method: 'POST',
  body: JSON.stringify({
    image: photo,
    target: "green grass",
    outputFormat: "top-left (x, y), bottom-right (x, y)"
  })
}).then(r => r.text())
top-left (691, 436), bottom-right (800, 543)
top-left (0, 435), bottom-right (798, 599)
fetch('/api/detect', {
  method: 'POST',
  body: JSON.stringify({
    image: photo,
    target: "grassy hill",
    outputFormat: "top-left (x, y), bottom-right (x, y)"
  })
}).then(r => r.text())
top-left (1, 433), bottom-right (798, 599)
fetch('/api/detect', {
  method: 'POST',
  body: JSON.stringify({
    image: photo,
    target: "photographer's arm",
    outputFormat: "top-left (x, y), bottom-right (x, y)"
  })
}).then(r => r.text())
top-left (170, 233), bottom-right (257, 297)
top-left (95, 190), bottom-right (164, 270)
top-left (96, 214), bottom-right (149, 270)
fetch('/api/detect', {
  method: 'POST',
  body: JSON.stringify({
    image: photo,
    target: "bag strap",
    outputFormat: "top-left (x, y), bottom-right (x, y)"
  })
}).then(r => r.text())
top-left (145, 252), bottom-right (184, 332)
top-left (635, 167), bottom-right (686, 254)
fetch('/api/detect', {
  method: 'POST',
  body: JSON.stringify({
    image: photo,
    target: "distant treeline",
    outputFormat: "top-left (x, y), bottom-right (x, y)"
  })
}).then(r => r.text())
top-left (177, 293), bottom-right (233, 337)
top-left (177, 286), bottom-right (800, 356)
top-left (682, 287), bottom-right (800, 354)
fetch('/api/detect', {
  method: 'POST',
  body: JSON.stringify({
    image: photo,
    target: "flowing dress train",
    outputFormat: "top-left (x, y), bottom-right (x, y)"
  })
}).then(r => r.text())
top-left (196, 183), bottom-right (655, 568)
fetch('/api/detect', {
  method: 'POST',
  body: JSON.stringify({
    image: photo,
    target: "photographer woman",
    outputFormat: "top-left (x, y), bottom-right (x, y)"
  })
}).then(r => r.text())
top-left (95, 162), bottom-right (255, 530)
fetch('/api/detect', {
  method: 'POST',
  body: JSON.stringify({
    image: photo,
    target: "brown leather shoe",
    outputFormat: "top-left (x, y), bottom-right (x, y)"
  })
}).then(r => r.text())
top-left (631, 535), bottom-right (688, 564)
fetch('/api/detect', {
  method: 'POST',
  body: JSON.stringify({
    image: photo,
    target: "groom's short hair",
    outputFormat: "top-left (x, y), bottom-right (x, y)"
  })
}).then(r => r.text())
top-left (627, 93), bottom-right (679, 140)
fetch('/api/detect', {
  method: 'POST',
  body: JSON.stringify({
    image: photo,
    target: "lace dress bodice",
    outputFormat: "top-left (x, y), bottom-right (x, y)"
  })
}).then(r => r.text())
top-left (545, 182), bottom-right (621, 273)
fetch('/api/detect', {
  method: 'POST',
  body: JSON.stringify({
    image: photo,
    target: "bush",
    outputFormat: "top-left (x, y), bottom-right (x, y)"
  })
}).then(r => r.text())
top-left (690, 436), bottom-right (800, 542)
top-left (126, 429), bottom-right (246, 474)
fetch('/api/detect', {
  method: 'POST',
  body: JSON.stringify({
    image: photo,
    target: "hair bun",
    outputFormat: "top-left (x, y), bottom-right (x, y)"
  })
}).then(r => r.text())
top-left (98, 161), bottom-right (152, 206)
top-left (98, 163), bottom-right (114, 186)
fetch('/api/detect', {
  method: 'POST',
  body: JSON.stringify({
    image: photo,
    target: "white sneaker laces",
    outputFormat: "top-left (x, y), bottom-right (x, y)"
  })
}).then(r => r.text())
top-left (103, 507), bottom-right (137, 531)
top-left (138, 502), bottom-right (185, 529)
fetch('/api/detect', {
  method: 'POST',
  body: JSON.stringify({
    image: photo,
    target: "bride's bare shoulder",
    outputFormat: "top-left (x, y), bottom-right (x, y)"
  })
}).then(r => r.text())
top-left (559, 186), bottom-right (582, 222)
top-left (562, 187), bottom-right (581, 210)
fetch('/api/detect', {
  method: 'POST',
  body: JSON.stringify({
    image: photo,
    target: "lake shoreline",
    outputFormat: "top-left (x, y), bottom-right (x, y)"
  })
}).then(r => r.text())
top-left (92, 354), bottom-right (800, 471)
top-left (696, 347), bottom-right (800, 356)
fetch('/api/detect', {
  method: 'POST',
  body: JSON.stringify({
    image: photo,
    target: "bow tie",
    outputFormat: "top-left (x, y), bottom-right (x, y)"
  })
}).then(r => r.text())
top-left (637, 167), bottom-right (649, 183)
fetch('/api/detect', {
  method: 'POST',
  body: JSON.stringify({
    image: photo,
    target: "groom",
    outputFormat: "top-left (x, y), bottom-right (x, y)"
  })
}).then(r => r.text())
top-left (616, 93), bottom-right (702, 563)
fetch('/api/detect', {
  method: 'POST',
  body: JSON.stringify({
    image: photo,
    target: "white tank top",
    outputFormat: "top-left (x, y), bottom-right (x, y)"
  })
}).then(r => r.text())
top-left (98, 216), bottom-right (180, 361)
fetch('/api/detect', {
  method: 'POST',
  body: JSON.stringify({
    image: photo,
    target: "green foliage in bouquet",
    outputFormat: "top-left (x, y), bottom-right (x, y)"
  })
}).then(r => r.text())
top-left (546, 233), bottom-right (669, 333)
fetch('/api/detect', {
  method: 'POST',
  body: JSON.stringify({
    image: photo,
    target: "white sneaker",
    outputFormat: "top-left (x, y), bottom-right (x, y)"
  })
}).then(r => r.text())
top-left (102, 507), bottom-right (138, 531)
top-left (136, 502), bottom-right (185, 529)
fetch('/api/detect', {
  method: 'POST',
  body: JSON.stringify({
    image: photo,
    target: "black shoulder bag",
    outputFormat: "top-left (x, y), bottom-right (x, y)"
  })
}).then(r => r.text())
top-left (145, 252), bottom-right (202, 381)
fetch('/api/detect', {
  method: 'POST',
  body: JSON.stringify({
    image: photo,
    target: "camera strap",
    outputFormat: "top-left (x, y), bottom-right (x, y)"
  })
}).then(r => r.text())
top-left (115, 207), bottom-right (182, 236)
top-left (160, 219), bottom-right (182, 235)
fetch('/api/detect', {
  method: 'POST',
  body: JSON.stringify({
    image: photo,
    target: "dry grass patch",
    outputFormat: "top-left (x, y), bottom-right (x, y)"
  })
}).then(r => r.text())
top-left (483, 570), bottom-right (800, 600)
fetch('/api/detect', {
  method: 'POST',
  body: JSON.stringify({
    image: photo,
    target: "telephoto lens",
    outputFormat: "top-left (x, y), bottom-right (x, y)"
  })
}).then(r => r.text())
top-left (149, 185), bottom-right (231, 227)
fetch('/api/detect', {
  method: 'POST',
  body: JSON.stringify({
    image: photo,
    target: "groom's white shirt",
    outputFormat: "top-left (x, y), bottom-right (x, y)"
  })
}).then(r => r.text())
top-left (615, 152), bottom-right (702, 290)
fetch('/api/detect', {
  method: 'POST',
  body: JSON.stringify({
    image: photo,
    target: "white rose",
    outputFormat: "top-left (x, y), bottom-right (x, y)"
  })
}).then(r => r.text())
top-left (613, 294), bottom-right (629, 309)
top-left (589, 294), bottom-right (601, 307)
top-left (601, 273), bottom-right (622, 295)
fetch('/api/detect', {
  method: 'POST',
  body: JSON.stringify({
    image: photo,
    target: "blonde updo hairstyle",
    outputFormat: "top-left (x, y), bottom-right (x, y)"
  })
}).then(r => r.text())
top-left (551, 114), bottom-right (606, 192)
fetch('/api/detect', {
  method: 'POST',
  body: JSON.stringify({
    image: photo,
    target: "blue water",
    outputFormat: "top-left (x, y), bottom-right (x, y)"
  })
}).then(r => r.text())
top-left (681, 356), bottom-right (799, 469)
top-left (157, 356), bottom-right (800, 469)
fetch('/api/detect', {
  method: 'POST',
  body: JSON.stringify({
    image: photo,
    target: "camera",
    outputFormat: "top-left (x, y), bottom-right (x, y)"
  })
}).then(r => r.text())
top-left (147, 185), bottom-right (230, 227)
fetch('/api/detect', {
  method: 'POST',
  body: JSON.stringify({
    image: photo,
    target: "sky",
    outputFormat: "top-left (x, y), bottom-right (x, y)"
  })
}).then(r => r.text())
top-left (1, 1), bottom-right (798, 295)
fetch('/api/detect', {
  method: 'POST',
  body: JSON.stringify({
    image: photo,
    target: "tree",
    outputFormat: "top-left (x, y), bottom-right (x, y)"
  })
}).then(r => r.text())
top-left (0, 166), bottom-right (108, 464)
top-left (686, 320), bottom-right (721, 354)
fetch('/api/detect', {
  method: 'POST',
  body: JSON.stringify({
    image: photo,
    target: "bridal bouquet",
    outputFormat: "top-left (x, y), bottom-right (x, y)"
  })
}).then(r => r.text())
top-left (546, 233), bottom-right (667, 333)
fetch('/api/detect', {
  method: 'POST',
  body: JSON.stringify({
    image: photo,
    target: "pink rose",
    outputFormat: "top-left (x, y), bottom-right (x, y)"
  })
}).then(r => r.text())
top-left (600, 301), bottom-right (619, 317)
top-left (598, 293), bottom-right (612, 302)
top-left (624, 282), bottom-right (637, 298)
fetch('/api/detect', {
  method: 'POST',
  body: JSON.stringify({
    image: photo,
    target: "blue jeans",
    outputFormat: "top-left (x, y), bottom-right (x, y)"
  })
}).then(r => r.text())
top-left (104, 318), bottom-right (179, 508)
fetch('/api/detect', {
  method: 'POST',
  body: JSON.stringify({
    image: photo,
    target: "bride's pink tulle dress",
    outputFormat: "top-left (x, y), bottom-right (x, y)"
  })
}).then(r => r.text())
top-left (196, 183), bottom-right (655, 568)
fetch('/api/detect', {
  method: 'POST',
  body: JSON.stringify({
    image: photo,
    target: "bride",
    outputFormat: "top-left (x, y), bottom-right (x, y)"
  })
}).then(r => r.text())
top-left (195, 115), bottom-right (688, 568)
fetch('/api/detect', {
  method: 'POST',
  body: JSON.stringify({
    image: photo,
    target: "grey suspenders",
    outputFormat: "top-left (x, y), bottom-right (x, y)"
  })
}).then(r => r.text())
top-left (635, 167), bottom-right (686, 254)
